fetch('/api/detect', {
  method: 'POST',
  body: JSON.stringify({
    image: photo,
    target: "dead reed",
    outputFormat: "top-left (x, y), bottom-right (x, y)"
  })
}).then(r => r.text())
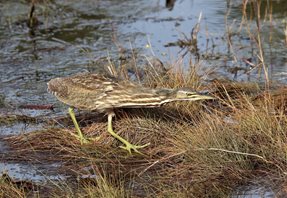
top-left (3, 65), bottom-right (287, 197)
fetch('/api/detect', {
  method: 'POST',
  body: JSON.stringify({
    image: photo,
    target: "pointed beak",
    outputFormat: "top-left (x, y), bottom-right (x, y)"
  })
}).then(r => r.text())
top-left (197, 90), bottom-right (215, 100)
top-left (197, 94), bottom-right (214, 100)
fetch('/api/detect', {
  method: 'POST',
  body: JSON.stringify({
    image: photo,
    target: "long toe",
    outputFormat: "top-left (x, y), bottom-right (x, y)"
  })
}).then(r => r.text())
top-left (69, 132), bottom-right (101, 144)
top-left (79, 137), bottom-right (89, 144)
top-left (87, 135), bottom-right (102, 142)
top-left (119, 142), bottom-right (150, 154)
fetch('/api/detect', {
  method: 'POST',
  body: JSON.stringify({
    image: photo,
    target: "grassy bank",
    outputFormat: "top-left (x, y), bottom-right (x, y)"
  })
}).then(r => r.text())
top-left (1, 0), bottom-right (287, 197)
top-left (2, 67), bottom-right (287, 197)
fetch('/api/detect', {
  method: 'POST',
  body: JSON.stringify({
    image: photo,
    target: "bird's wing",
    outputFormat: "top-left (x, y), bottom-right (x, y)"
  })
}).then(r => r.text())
top-left (67, 73), bottom-right (138, 91)
top-left (48, 73), bottom-right (150, 110)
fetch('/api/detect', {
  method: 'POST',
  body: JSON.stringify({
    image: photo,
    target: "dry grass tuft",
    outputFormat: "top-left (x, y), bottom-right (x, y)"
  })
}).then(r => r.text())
top-left (0, 174), bottom-right (33, 198)
top-left (3, 65), bottom-right (287, 197)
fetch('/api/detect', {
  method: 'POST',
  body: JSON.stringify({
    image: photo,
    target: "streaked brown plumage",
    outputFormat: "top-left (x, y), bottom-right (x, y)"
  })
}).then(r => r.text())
top-left (47, 72), bottom-right (213, 154)
top-left (48, 73), bottom-right (205, 110)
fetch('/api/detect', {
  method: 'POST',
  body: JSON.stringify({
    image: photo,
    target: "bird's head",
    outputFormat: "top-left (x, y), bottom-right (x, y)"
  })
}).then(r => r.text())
top-left (174, 88), bottom-right (214, 101)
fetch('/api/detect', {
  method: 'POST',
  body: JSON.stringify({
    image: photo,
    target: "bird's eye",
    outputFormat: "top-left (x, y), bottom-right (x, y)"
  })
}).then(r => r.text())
top-left (186, 92), bottom-right (195, 96)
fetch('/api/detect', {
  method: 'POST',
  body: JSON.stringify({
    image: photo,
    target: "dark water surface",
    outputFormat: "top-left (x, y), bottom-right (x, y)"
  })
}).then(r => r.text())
top-left (0, 0), bottom-right (286, 110)
top-left (0, 0), bottom-right (286, 193)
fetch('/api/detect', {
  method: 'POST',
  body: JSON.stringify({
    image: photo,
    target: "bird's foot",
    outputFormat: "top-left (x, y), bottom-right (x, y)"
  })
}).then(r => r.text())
top-left (107, 113), bottom-right (150, 154)
top-left (82, 136), bottom-right (101, 144)
top-left (79, 137), bottom-right (89, 144)
top-left (69, 132), bottom-right (101, 145)
top-left (88, 136), bottom-right (101, 141)
top-left (119, 142), bottom-right (150, 154)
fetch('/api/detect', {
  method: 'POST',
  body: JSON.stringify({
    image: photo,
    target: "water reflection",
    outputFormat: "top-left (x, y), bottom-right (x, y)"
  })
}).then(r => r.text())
top-left (0, 0), bottom-right (286, 146)
top-left (1, 1), bottom-right (286, 109)
top-left (166, 0), bottom-right (176, 11)
top-left (233, 185), bottom-right (275, 198)
top-left (0, 162), bottom-right (66, 183)
top-left (0, 0), bottom-right (286, 191)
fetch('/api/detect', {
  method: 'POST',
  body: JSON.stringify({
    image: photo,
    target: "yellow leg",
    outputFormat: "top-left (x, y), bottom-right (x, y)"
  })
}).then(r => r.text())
top-left (107, 113), bottom-right (150, 154)
top-left (68, 107), bottom-right (87, 144)
top-left (68, 108), bottom-right (101, 144)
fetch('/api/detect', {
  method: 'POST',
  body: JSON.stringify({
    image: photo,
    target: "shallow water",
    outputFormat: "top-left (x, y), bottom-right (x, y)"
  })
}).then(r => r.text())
top-left (0, 0), bottom-right (286, 111)
top-left (233, 185), bottom-right (275, 198)
top-left (0, 162), bottom-right (66, 183)
top-left (0, 0), bottom-right (286, 192)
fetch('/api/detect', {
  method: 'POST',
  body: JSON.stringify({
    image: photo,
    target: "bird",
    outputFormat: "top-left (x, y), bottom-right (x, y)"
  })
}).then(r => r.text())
top-left (47, 72), bottom-right (214, 154)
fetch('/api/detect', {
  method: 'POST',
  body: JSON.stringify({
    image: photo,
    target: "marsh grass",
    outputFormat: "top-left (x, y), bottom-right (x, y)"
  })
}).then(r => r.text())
top-left (2, 0), bottom-right (287, 197)
top-left (3, 64), bottom-right (287, 197)
top-left (0, 174), bottom-right (36, 198)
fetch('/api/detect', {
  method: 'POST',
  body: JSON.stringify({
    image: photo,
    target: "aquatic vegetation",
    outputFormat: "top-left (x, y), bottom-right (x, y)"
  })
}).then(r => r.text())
top-left (1, 0), bottom-right (287, 197)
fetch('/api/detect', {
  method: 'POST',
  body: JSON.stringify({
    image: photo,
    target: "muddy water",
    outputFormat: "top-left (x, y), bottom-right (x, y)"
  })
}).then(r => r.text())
top-left (233, 182), bottom-right (276, 198)
top-left (0, 0), bottom-right (286, 191)
top-left (0, 0), bottom-right (286, 110)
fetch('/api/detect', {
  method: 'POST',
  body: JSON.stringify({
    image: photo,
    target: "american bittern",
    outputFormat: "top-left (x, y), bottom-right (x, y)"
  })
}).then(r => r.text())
top-left (47, 73), bottom-right (213, 154)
